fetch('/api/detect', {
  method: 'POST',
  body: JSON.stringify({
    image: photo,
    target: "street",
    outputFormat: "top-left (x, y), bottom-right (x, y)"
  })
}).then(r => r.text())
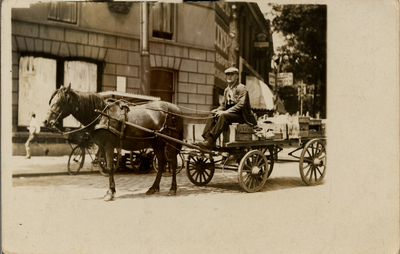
top-left (3, 156), bottom-right (397, 254)
top-left (4, 158), bottom-right (337, 254)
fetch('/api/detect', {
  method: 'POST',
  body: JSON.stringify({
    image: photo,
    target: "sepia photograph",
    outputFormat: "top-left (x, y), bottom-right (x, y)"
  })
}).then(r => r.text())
top-left (1, 0), bottom-right (398, 253)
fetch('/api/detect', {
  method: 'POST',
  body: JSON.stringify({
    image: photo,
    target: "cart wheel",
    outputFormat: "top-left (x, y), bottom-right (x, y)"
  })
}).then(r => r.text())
top-left (153, 153), bottom-right (185, 174)
top-left (186, 155), bottom-right (215, 186)
top-left (260, 146), bottom-right (275, 178)
top-left (238, 150), bottom-right (269, 193)
top-left (299, 138), bottom-right (326, 185)
top-left (68, 145), bottom-right (85, 175)
top-left (130, 150), bottom-right (153, 174)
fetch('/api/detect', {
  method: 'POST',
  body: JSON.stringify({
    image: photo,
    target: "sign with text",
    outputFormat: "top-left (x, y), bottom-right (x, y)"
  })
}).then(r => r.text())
top-left (214, 14), bottom-right (230, 89)
top-left (269, 72), bottom-right (275, 87)
top-left (277, 72), bottom-right (293, 87)
top-left (254, 41), bottom-right (269, 48)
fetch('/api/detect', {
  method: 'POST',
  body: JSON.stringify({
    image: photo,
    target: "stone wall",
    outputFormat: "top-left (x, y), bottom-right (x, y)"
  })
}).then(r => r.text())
top-left (11, 20), bottom-right (217, 151)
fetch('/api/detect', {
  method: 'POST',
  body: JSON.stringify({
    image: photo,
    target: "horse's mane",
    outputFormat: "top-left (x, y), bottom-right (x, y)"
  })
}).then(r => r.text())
top-left (68, 89), bottom-right (106, 126)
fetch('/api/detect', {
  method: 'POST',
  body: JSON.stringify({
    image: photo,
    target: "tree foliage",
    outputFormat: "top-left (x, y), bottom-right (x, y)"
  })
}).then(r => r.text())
top-left (270, 4), bottom-right (327, 117)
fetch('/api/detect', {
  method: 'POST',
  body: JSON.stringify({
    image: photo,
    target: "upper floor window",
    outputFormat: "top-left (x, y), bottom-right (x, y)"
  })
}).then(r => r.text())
top-left (48, 2), bottom-right (77, 24)
top-left (152, 3), bottom-right (175, 40)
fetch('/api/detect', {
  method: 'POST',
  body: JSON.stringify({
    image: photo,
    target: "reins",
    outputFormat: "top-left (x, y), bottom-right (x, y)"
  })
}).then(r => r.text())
top-left (113, 99), bottom-right (215, 120)
top-left (53, 105), bottom-right (110, 136)
top-left (50, 96), bottom-right (215, 136)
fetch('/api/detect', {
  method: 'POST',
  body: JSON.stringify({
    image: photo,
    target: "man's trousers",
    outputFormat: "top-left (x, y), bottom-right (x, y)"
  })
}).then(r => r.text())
top-left (202, 112), bottom-right (246, 139)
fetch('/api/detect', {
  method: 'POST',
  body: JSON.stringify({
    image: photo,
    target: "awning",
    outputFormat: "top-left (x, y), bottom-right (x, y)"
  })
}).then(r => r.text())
top-left (246, 76), bottom-right (275, 110)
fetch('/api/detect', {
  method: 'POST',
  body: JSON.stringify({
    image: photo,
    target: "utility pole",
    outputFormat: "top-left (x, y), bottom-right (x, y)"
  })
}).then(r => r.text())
top-left (140, 2), bottom-right (150, 95)
top-left (298, 81), bottom-right (306, 115)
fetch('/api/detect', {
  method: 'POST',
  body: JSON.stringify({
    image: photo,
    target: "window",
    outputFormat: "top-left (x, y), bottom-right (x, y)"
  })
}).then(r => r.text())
top-left (152, 3), bottom-right (175, 40)
top-left (63, 61), bottom-right (98, 127)
top-left (150, 70), bottom-right (174, 102)
top-left (18, 57), bottom-right (99, 129)
top-left (48, 2), bottom-right (77, 24)
top-left (18, 56), bottom-right (57, 127)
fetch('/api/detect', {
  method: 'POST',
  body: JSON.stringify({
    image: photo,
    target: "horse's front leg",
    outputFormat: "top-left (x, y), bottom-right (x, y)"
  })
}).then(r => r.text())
top-left (146, 145), bottom-right (165, 195)
top-left (168, 149), bottom-right (178, 196)
top-left (103, 143), bottom-right (116, 201)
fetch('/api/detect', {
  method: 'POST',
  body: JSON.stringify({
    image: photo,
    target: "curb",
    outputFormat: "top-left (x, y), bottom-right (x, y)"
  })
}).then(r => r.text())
top-left (12, 171), bottom-right (101, 178)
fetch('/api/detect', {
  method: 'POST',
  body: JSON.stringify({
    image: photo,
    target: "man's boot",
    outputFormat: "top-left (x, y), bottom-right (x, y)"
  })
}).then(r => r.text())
top-left (194, 135), bottom-right (215, 150)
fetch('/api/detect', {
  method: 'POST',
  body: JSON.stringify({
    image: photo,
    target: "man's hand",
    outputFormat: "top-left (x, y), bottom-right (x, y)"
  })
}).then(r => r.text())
top-left (214, 110), bottom-right (227, 117)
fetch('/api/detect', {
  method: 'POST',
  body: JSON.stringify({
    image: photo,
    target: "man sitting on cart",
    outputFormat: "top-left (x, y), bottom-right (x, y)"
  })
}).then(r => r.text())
top-left (194, 67), bottom-right (257, 149)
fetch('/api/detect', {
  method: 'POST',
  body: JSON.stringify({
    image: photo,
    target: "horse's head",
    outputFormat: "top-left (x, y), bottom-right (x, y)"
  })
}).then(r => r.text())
top-left (43, 83), bottom-right (74, 131)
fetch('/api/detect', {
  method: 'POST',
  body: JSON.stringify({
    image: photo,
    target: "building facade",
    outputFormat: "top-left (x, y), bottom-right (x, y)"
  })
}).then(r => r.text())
top-left (11, 2), bottom-right (273, 155)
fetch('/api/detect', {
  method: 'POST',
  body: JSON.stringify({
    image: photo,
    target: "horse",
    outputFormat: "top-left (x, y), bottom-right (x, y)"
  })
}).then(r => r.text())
top-left (44, 84), bottom-right (184, 201)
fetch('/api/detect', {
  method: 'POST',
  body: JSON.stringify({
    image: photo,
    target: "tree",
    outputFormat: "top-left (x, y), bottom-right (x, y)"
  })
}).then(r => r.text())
top-left (269, 4), bottom-right (327, 118)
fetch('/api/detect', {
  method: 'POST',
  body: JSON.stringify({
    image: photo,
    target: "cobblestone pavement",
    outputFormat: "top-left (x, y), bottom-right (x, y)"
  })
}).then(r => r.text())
top-left (5, 162), bottom-right (334, 254)
top-left (12, 162), bottom-right (308, 197)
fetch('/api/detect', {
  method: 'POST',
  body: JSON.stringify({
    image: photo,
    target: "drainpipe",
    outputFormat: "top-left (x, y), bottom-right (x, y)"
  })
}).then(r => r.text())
top-left (140, 2), bottom-right (150, 95)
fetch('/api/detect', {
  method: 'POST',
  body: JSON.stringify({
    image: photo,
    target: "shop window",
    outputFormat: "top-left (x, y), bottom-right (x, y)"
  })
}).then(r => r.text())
top-left (150, 70), bottom-right (174, 103)
top-left (48, 2), bottom-right (77, 24)
top-left (18, 57), bottom-right (98, 129)
top-left (63, 61), bottom-right (98, 127)
top-left (18, 56), bottom-right (57, 127)
top-left (152, 3), bottom-right (175, 40)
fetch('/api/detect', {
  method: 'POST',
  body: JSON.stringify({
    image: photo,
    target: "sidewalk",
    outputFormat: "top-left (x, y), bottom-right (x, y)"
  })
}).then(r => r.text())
top-left (12, 155), bottom-right (100, 177)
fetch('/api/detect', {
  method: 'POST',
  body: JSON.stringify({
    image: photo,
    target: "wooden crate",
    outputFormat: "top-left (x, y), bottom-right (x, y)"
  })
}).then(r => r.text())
top-left (236, 124), bottom-right (253, 133)
top-left (309, 130), bottom-right (323, 137)
top-left (235, 133), bottom-right (253, 141)
top-left (300, 130), bottom-right (309, 138)
top-left (310, 119), bottom-right (322, 126)
top-left (299, 123), bottom-right (309, 138)
top-left (298, 116), bottom-right (310, 123)
top-left (222, 124), bottom-right (253, 143)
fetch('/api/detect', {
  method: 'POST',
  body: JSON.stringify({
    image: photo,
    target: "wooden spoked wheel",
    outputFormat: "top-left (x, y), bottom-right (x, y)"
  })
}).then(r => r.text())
top-left (153, 152), bottom-right (185, 174)
top-left (130, 149), bottom-right (153, 174)
top-left (68, 145), bottom-right (85, 175)
top-left (238, 150), bottom-right (269, 193)
top-left (186, 155), bottom-right (215, 186)
top-left (259, 146), bottom-right (275, 178)
top-left (299, 139), bottom-right (326, 185)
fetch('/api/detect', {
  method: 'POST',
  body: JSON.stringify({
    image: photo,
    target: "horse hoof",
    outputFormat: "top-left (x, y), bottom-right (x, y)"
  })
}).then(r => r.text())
top-left (146, 189), bottom-right (158, 195)
top-left (103, 193), bottom-right (114, 201)
top-left (168, 190), bottom-right (177, 196)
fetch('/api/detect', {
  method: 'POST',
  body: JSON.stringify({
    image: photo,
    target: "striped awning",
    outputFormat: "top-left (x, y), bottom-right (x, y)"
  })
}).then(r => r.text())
top-left (246, 76), bottom-right (275, 110)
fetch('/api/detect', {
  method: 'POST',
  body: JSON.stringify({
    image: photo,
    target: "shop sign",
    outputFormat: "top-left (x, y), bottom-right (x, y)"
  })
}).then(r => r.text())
top-left (269, 72), bottom-right (276, 87)
top-left (254, 41), bottom-right (269, 48)
top-left (214, 14), bottom-right (230, 89)
top-left (277, 72), bottom-right (293, 87)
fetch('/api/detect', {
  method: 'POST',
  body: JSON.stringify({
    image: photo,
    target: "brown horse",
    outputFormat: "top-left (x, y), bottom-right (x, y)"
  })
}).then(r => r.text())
top-left (44, 84), bottom-right (184, 201)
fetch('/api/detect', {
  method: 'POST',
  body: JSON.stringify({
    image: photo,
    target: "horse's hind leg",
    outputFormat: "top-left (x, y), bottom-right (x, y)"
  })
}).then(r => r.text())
top-left (103, 143), bottom-right (116, 201)
top-left (146, 145), bottom-right (165, 195)
top-left (168, 148), bottom-right (178, 196)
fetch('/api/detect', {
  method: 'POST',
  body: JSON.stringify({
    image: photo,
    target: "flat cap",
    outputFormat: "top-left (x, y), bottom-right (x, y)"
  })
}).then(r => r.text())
top-left (225, 67), bottom-right (239, 74)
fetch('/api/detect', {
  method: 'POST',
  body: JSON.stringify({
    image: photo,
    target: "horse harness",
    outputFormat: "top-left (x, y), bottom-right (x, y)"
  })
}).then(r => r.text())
top-left (95, 100), bottom-right (180, 142)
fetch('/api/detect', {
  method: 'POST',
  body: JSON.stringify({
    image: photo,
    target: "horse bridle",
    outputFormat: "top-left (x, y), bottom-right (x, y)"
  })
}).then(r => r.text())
top-left (47, 108), bottom-right (64, 132)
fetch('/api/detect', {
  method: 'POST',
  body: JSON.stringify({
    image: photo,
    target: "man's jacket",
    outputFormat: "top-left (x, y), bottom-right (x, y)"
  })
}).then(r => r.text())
top-left (216, 83), bottom-right (257, 126)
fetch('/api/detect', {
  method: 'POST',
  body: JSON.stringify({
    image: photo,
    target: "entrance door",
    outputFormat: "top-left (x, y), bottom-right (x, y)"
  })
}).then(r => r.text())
top-left (150, 69), bottom-right (174, 103)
